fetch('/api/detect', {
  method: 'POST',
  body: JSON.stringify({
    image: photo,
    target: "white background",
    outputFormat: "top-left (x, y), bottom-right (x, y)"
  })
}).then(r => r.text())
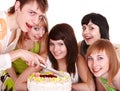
top-left (0, 0), bottom-right (120, 43)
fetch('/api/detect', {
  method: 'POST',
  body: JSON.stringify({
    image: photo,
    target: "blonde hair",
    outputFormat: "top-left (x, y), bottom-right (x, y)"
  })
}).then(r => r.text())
top-left (18, 16), bottom-right (48, 48)
top-left (86, 39), bottom-right (120, 85)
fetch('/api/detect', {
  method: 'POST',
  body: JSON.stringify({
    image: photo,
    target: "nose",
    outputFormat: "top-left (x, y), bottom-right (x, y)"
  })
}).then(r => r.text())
top-left (39, 30), bottom-right (45, 37)
top-left (82, 28), bottom-right (89, 35)
top-left (53, 45), bottom-right (59, 52)
top-left (93, 60), bottom-right (98, 67)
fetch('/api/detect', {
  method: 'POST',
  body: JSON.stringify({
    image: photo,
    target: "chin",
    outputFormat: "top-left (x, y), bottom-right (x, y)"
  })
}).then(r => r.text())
top-left (93, 73), bottom-right (102, 77)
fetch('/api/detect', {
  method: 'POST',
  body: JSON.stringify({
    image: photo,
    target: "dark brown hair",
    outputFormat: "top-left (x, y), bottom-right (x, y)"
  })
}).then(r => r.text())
top-left (80, 13), bottom-right (109, 58)
top-left (47, 23), bottom-right (78, 75)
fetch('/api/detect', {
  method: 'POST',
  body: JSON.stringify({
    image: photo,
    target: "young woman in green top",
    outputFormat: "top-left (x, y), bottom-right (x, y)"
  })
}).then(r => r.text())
top-left (2, 16), bottom-right (48, 91)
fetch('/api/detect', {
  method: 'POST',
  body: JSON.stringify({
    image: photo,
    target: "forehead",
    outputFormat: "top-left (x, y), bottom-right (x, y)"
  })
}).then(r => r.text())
top-left (50, 39), bottom-right (64, 43)
top-left (83, 21), bottom-right (95, 26)
top-left (22, 1), bottom-right (45, 14)
top-left (82, 21), bottom-right (100, 30)
top-left (90, 49), bottom-right (106, 56)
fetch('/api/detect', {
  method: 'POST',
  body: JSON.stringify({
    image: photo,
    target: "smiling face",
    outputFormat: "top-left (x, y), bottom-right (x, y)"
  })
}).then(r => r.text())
top-left (27, 25), bottom-right (46, 41)
top-left (87, 50), bottom-right (109, 78)
top-left (15, 1), bottom-right (46, 32)
top-left (82, 21), bottom-right (101, 45)
top-left (49, 39), bottom-right (67, 60)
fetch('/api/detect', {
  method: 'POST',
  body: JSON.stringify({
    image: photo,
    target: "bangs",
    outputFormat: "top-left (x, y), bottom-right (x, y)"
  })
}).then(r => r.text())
top-left (38, 16), bottom-right (48, 32)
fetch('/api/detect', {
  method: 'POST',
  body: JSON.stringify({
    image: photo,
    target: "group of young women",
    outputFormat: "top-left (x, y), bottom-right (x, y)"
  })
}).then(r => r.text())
top-left (0, 0), bottom-right (120, 91)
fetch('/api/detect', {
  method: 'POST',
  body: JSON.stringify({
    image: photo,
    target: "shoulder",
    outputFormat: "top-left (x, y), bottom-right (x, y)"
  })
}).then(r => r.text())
top-left (113, 43), bottom-right (120, 50)
top-left (113, 69), bottom-right (120, 90)
top-left (113, 43), bottom-right (120, 62)
top-left (78, 41), bottom-right (82, 47)
top-left (76, 54), bottom-right (88, 71)
top-left (0, 11), bottom-right (7, 18)
top-left (78, 41), bottom-right (82, 53)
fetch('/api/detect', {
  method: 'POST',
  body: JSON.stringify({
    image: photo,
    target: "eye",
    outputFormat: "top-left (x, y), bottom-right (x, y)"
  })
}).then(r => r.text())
top-left (49, 42), bottom-right (54, 46)
top-left (82, 26), bottom-right (86, 31)
top-left (33, 26), bottom-right (40, 31)
top-left (97, 56), bottom-right (103, 61)
top-left (58, 43), bottom-right (64, 46)
top-left (87, 56), bottom-right (93, 61)
top-left (29, 11), bottom-right (36, 16)
top-left (89, 27), bottom-right (94, 30)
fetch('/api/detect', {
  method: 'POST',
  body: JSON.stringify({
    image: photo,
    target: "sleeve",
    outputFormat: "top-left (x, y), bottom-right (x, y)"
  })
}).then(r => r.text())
top-left (0, 53), bottom-right (11, 71)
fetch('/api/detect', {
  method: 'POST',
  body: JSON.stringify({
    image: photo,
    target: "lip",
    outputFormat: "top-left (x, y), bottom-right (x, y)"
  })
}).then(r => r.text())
top-left (34, 36), bottom-right (42, 41)
top-left (84, 36), bottom-right (92, 40)
top-left (26, 23), bottom-right (32, 29)
top-left (92, 68), bottom-right (101, 74)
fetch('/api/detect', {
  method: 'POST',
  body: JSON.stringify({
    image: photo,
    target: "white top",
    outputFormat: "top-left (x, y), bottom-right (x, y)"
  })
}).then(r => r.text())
top-left (0, 11), bottom-right (21, 74)
top-left (45, 58), bottom-right (79, 83)
top-left (0, 53), bottom-right (11, 76)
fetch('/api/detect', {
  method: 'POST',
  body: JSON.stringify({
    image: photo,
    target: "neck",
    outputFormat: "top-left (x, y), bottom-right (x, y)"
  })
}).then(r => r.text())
top-left (100, 72), bottom-right (109, 80)
top-left (57, 59), bottom-right (67, 71)
top-left (7, 13), bottom-right (19, 31)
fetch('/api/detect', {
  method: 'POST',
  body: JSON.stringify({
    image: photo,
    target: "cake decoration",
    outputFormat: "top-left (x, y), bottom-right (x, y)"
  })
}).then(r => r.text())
top-left (27, 71), bottom-right (72, 91)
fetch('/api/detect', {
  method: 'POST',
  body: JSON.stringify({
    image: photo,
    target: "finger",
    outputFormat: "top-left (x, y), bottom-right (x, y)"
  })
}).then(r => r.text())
top-left (37, 55), bottom-right (46, 65)
top-left (26, 61), bottom-right (31, 66)
top-left (33, 56), bottom-right (40, 68)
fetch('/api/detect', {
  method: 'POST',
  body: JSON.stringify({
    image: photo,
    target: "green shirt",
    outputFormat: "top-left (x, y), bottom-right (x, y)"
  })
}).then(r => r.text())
top-left (12, 42), bottom-right (40, 75)
top-left (100, 77), bottom-right (116, 91)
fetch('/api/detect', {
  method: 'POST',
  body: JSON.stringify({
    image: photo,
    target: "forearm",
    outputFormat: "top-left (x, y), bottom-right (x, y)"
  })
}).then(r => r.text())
top-left (9, 49), bottom-right (22, 62)
top-left (15, 82), bottom-right (28, 91)
top-left (72, 82), bottom-right (95, 91)
top-left (7, 68), bottom-right (18, 82)
top-left (15, 66), bottom-right (42, 91)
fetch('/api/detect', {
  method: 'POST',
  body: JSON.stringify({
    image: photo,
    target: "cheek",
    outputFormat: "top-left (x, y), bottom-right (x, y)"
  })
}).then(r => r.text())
top-left (41, 32), bottom-right (45, 37)
top-left (27, 30), bottom-right (33, 38)
top-left (103, 62), bottom-right (109, 71)
top-left (63, 47), bottom-right (67, 54)
top-left (94, 32), bottom-right (101, 39)
top-left (49, 46), bottom-right (53, 53)
top-left (82, 32), bottom-right (84, 36)
top-left (88, 62), bottom-right (92, 69)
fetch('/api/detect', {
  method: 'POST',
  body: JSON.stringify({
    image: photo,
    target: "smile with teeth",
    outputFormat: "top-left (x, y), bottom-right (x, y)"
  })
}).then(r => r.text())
top-left (34, 36), bottom-right (42, 40)
top-left (26, 23), bottom-right (32, 29)
top-left (84, 36), bottom-right (92, 40)
top-left (92, 68), bottom-right (102, 73)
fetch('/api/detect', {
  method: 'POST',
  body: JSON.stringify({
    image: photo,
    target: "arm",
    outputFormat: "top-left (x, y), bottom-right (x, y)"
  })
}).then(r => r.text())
top-left (114, 44), bottom-right (120, 62)
top-left (6, 68), bottom-right (18, 82)
top-left (9, 49), bottom-right (46, 67)
top-left (78, 41), bottom-right (82, 54)
top-left (0, 49), bottom-right (46, 73)
top-left (72, 54), bottom-right (95, 91)
top-left (95, 78), bottom-right (106, 91)
top-left (14, 66), bottom-right (42, 91)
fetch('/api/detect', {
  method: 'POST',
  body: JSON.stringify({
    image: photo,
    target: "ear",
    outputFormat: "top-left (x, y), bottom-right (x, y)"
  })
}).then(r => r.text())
top-left (15, 1), bottom-right (20, 11)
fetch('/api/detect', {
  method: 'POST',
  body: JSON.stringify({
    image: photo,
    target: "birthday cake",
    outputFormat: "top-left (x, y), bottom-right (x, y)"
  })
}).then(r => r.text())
top-left (27, 71), bottom-right (72, 91)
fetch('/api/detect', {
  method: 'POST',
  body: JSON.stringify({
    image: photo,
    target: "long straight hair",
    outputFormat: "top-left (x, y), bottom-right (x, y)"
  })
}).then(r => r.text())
top-left (47, 23), bottom-right (78, 75)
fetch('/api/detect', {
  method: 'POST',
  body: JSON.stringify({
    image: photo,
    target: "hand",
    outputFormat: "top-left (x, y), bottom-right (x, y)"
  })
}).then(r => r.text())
top-left (10, 49), bottom-right (46, 68)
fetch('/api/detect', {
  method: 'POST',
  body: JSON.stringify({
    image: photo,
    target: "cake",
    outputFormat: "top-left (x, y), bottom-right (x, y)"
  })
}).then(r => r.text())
top-left (27, 71), bottom-right (72, 91)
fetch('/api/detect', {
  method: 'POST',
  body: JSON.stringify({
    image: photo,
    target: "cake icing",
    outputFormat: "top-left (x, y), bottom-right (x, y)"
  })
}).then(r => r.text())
top-left (27, 71), bottom-right (72, 91)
